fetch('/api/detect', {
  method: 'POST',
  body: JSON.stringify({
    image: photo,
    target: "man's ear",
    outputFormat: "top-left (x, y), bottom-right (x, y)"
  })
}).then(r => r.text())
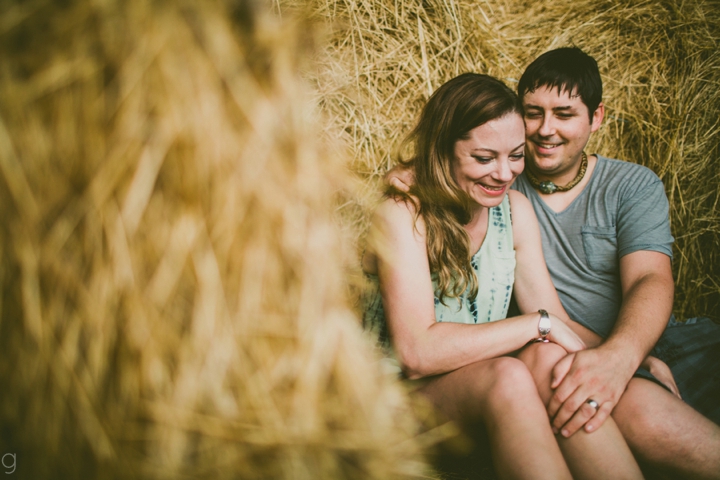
top-left (590, 102), bottom-right (605, 133)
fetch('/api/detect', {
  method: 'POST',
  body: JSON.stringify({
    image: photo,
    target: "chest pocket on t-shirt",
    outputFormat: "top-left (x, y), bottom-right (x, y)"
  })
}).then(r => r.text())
top-left (581, 225), bottom-right (618, 273)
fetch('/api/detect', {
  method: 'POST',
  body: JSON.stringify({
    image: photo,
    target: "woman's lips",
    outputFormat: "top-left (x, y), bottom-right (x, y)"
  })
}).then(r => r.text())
top-left (477, 183), bottom-right (507, 196)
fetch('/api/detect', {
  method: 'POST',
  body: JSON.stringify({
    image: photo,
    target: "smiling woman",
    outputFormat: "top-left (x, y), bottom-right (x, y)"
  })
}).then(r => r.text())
top-left (360, 72), bottom-right (645, 479)
top-left (451, 114), bottom-right (526, 207)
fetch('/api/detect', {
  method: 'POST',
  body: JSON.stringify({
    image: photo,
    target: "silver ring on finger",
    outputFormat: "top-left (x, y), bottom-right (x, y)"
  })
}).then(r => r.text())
top-left (586, 398), bottom-right (600, 411)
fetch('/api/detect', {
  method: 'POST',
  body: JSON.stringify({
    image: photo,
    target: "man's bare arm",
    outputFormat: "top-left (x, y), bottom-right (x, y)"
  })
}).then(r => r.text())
top-left (547, 250), bottom-right (674, 436)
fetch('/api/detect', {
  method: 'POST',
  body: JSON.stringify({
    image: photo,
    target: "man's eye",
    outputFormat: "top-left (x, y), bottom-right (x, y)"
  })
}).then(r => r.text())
top-left (524, 112), bottom-right (541, 119)
top-left (557, 113), bottom-right (574, 119)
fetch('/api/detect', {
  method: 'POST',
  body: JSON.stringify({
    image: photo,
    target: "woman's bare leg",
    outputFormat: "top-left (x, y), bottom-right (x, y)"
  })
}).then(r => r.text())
top-left (518, 342), bottom-right (643, 480)
top-left (417, 356), bottom-right (572, 480)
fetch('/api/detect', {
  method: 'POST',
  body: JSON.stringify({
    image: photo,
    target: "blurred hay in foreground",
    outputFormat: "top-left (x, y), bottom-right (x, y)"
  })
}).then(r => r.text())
top-left (294, 0), bottom-right (720, 321)
top-left (0, 0), bottom-right (433, 478)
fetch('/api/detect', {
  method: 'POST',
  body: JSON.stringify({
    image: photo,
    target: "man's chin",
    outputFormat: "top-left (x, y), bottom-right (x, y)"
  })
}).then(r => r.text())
top-left (526, 154), bottom-right (559, 173)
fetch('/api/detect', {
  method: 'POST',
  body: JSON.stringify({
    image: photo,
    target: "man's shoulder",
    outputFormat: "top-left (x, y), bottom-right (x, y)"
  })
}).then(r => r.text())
top-left (513, 155), bottom-right (666, 204)
top-left (595, 154), bottom-right (662, 184)
top-left (512, 173), bottom-right (533, 194)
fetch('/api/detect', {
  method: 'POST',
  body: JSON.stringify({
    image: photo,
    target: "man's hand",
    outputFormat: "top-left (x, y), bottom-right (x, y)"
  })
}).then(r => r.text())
top-left (384, 164), bottom-right (414, 192)
top-left (547, 252), bottom-right (673, 438)
top-left (547, 346), bottom-right (637, 437)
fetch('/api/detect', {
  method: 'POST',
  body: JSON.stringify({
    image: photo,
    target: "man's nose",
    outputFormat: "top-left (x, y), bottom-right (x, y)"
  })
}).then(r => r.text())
top-left (538, 114), bottom-right (555, 137)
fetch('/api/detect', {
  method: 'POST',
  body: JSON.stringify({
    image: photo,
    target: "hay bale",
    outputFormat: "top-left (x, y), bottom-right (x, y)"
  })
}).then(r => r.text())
top-left (295, 0), bottom-right (720, 321)
top-left (0, 0), bottom-right (431, 478)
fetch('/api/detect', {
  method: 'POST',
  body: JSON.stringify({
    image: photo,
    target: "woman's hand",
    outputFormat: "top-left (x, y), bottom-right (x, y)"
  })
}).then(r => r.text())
top-left (384, 164), bottom-right (414, 192)
top-left (642, 355), bottom-right (681, 399)
top-left (547, 313), bottom-right (586, 353)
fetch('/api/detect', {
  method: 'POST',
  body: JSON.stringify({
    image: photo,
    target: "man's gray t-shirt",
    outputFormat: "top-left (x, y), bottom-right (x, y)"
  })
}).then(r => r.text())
top-left (513, 155), bottom-right (674, 338)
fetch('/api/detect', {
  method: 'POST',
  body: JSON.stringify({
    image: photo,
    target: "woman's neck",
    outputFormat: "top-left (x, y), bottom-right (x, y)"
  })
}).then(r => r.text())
top-left (464, 206), bottom-right (490, 253)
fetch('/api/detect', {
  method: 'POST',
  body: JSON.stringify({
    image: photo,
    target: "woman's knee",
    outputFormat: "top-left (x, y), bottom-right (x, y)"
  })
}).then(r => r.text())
top-left (517, 342), bottom-right (567, 400)
top-left (518, 342), bottom-right (567, 372)
top-left (480, 357), bottom-right (538, 405)
top-left (417, 357), bottom-right (538, 423)
top-left (419, 357), bottom-right (549, 428)
top-left (473, 357), bottom-right (552, 430)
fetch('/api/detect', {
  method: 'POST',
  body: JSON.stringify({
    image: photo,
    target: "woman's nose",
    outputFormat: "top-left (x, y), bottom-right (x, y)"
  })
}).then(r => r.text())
top-left (495, 159), bottom-right (514, 182)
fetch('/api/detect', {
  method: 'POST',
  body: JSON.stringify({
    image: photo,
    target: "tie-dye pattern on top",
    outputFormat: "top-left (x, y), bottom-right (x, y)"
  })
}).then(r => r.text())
top-left (363, 195), bottom-right (516, 352)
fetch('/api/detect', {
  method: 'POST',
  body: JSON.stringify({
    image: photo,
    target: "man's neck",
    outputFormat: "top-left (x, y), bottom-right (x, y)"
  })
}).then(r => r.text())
top-left (527, 155), bottom-right (584, 187)
top-left (527, 154), bottom-right (598, 213)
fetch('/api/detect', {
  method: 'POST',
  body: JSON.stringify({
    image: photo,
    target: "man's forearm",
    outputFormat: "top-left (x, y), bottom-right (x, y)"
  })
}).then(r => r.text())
top-left (600, 270), bottom-right (673, 369)
top-left (547, 271), bottom-right (672, 437)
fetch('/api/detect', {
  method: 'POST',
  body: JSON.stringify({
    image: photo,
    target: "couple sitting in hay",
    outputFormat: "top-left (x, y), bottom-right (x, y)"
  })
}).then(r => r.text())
top-left (362, 47), bottom-right (720, 480)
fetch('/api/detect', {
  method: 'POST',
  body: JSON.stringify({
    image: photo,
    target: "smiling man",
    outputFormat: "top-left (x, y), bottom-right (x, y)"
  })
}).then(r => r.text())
top-left (512, 47), bottom-right (720, 478)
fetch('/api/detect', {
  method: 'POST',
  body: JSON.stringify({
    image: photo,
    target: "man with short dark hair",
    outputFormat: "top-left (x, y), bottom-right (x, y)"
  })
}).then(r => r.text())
top-left (513, 46), bottom-right (720, 478)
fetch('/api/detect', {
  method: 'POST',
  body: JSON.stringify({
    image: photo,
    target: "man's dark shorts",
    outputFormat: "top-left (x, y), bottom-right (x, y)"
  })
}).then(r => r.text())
top-left (634, 316), bottom-right (720, 426)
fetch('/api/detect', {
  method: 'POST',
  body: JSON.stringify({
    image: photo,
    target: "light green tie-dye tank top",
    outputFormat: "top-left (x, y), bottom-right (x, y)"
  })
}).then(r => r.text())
top-left (363, 195), bottom-right (516, 350)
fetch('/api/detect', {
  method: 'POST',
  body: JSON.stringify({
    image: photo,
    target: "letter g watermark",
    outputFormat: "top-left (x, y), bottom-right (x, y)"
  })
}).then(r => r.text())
top-left (1, 454), bottom-right (15, 475)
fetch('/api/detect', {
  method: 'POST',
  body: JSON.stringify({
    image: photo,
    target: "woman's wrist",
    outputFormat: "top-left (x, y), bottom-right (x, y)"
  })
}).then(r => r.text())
top-left (525, 310), bottom-right (551, 345)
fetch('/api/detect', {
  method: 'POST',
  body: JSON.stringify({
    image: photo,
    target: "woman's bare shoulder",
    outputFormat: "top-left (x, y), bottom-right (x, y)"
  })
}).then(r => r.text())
top-left (507, 189), bottom-right (531, 210)
top-left (363, 195), bottom-right (425, 274)
top-left (372, 194), bottom-right (424, 231)
top-left (507, 189), bottom-right (542, 248)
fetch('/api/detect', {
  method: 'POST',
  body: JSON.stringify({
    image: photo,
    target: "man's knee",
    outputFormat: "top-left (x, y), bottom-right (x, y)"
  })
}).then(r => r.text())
top-left (614, 378), bottom-right (672, 439)
top-left (614, 378), bottom-right (720, 474)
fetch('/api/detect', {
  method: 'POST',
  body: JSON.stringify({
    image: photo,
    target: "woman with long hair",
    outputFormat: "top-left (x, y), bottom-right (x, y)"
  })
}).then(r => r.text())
top-left (362, 73), bottom-right (643, 479)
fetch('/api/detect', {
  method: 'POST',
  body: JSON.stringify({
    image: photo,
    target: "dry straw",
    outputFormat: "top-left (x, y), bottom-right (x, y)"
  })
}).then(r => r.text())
top-left (294, 0), bottom-right (720, 322)
top-left (0, 0), bottom-right (435, 478)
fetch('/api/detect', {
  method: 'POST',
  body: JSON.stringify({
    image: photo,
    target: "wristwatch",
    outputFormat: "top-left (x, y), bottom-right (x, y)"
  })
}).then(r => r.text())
top-left (538, 309), bottom-right (551, 340)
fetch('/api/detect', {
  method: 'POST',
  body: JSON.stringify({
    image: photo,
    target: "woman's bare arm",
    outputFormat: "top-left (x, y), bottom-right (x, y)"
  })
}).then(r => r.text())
top-left (366, 195), bottom-right (584, 379)
top-left (508, 190), bottom-right (602, 345)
